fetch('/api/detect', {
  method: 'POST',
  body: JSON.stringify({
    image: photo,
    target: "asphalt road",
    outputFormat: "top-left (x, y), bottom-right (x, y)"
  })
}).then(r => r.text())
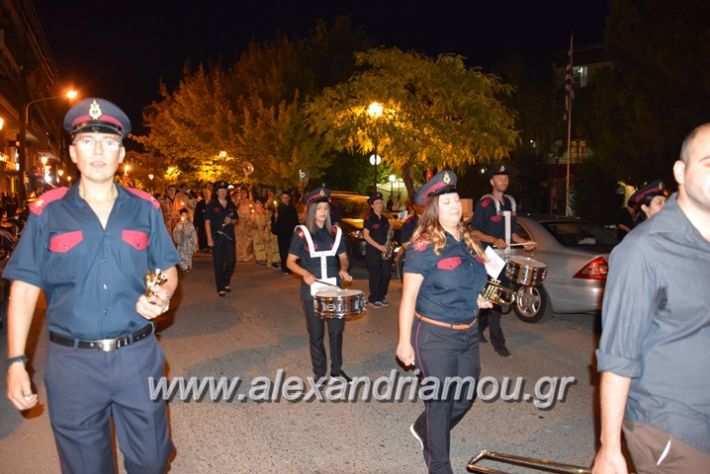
top-left (0, 253), bottom-right (604, 473)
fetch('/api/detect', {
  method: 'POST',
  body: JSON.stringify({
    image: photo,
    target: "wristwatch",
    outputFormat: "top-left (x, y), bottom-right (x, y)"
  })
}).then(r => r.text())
top-left (7, 354), bottom-right (28, 368)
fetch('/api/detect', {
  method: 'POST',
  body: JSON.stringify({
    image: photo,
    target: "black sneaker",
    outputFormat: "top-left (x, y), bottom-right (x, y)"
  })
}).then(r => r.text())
top-left (495, 346), bottom-right (512, 357)
top-left (330, 370), bottom-right (353, 383)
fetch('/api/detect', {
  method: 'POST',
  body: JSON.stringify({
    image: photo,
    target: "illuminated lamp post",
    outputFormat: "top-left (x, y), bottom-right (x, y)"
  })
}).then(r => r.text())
top-left (367, 101), bottom-right (383, 193)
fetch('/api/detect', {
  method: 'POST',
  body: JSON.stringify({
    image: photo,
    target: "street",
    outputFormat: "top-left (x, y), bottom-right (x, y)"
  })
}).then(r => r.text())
top-left (0, 253), bottom-right (602, 473)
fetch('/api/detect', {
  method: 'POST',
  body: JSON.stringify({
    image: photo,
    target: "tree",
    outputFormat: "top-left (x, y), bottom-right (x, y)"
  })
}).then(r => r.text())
top-left (133, 65), bottom-right (244, 183)
top-left (135, 17), bottom-right (371, 188)
top-left (587, 0), bottom-right (710, 185)
top-left (306, 48), bottom-right (519, 197)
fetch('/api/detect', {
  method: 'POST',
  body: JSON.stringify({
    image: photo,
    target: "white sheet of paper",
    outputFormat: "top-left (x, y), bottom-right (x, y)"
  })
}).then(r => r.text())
top-left (484, 246), bottom-right (506, 280)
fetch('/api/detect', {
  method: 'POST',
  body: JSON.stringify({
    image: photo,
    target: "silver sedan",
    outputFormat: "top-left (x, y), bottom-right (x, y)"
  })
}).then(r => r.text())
top-left (502, 215), bottom-right (618, 323)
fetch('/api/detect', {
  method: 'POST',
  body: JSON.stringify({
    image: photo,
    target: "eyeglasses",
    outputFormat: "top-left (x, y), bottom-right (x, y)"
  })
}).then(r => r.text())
top-left (73, 137), bottom-right (123, 151)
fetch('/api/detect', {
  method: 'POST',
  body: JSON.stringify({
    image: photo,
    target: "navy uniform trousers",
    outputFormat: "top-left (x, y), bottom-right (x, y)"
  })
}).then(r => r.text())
top-left (365, 248), bottom-right (392, 303)
top-left (303, 301), bottom-right (345, 378)
top-left (45, 335), bottom-right (173, 474)
top-left (411, 319), bottom-right (480, 474)
top-left (212, 234), bottom-right (235, 291)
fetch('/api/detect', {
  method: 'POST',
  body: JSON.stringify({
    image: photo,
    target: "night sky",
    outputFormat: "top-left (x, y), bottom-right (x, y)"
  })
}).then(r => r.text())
top-left (33, 0), bottom-right (608, 133)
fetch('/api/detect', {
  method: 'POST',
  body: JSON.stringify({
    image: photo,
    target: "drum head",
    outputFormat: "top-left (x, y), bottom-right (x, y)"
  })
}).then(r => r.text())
top-left (509, 255), bottom-right (545, 268)
top-left (315, 288), bottom-right (363, 297)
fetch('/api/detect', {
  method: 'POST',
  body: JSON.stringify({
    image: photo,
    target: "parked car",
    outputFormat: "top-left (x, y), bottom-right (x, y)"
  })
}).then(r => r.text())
top-left (330, 191), bottom-right (402, 261)
top-left (503, 215), bottom-right (619, 323)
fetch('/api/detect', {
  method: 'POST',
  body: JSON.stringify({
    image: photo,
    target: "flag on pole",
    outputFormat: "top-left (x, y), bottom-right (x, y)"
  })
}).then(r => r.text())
top-left (563, 35), bottom-right (575, 121)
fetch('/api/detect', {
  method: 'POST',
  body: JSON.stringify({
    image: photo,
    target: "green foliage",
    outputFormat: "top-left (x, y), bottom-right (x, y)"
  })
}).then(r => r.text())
top-left (306, 48), bottom-right (519, 196)
top-left (134, 18), bottom-right (371, 188)
top-left (587, 0), bottom-right (710, 185)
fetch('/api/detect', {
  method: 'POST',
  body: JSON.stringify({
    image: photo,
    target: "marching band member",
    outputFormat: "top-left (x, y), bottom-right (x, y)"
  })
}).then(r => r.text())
top-left (363, 192), bottom-right (392, 308)
top-left (286, 186), bottom-right (353, 382)
top-left (396, 170), bottom-right (492, 474)
top-left (204, 180), bottom-right (237, 296)
top-left (629, 179), bottom-right (667, 224)
top-left (471, 163), bottom-right (536, 357)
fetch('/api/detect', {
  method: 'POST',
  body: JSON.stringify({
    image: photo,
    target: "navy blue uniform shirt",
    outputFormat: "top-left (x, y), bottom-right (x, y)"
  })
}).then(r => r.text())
top-left (471, 195), bottom-right (519, 246)
top-left (2, 184), bottom-right (179, 340)
top-left (288, 225), bottom-right (346, 301)
top-left (403, 233), bottom-right (487, 323)
top-left (364, 212), bottom-right (390, 248)
top-left (204, 198), bottom-right (237, 240)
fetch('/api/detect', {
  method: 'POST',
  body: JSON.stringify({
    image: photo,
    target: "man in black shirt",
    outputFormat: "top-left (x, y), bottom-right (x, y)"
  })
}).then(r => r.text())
top-left (272, 189), bottom-right (299, 275)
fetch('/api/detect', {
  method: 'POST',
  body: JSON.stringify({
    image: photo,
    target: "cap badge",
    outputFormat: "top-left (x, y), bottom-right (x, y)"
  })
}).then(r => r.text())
top-left (500, 165), bottom-right (506, 172)
top-left (443, 172), bottom-right (451, 184)
top-left (319, 189), bottom-right (325, 197)
top-left (88, 100), bottom-right (102, 120)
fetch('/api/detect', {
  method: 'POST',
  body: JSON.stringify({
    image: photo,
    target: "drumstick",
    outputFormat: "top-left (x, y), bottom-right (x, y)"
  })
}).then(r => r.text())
top-left (494, 241), bottom-right (536, 248)
top-left (315, 279), bottom-right (340, 288)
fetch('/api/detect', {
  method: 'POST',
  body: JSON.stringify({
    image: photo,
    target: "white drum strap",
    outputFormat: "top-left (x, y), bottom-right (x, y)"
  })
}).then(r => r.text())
top-left (297, 225), bottom-right (342, 279)
top-left (480, 194), bottom-right (517, 216)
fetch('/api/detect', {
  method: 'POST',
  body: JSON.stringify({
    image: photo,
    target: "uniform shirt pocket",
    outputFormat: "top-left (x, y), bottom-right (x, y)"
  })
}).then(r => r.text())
top-left (436, 256), bottom-right (462, 270)
top-left (49, 230), bottom-right (84, 253)
top-left (122, 230), bottom-right (150, 250)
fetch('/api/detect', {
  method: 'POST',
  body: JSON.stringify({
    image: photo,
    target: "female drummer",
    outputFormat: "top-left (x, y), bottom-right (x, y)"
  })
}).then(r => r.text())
top-left (396, 170), bottom-right (492, 474)
top-left (630, 179), bottom-right (667, 225)
top-left (286, 186), bottom-right (354, 383)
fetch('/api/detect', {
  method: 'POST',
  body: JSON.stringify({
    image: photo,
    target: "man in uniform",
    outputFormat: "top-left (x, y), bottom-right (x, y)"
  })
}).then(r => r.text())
top-left (4, 98), bottom-right (179, 473)
top-left (593, 124), bottom-right (710, 473)
top-left (471, 164), bottom-right (535, 357)
top-left (204, 180), bottom-right (237, 296)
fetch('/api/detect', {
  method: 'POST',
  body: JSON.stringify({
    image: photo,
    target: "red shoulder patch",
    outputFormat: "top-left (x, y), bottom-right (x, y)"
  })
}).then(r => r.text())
top-left (491, 215), bottom-right (502, 222)
top-left (30, 187), bottom-right (69, 216)
top-left (412, 236), bottom-right (431, 252)
top-left (330, 225), bottom-right (338, 234)
top-left (480, 197), bottom-right (492, 208)
top-left (297, 230), bottom-right (305, 239)
top-left (126, 187), bottom-right (160, 209)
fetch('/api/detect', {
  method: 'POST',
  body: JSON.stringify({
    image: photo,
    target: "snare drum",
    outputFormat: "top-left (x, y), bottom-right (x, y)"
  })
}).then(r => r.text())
top-left (505, 255), bottom-right (547, 286)
top-left (314, 288), bottom-right (367, 319)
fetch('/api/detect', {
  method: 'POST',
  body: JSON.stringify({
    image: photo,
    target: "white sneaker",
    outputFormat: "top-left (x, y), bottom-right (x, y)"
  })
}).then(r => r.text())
top-left (410, 424), bottom-right (423, 450)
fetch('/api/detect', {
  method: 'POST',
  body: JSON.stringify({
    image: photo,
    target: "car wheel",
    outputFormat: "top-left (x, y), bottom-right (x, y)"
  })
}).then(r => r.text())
top-left (513, 285), bottom-right (548, 323)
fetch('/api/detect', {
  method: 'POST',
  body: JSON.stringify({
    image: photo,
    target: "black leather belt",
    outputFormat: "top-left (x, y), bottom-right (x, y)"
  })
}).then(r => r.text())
top-left (49, 324), bottom-right (154, 352)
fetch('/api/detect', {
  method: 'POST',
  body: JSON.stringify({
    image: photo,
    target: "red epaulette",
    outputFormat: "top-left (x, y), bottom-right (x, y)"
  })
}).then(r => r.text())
top-left (330, 225), bottom-right (339, 234)
top-left (411, 236), bottom-right (431, 252)
top-left (126, 187), bottom-right (160, 209)
top-left (30, 187), bottom-right (69, 216)
top-left (296, 229), bottom-right (305, 239)
top-left (480, 197), bottom-right (492, 208)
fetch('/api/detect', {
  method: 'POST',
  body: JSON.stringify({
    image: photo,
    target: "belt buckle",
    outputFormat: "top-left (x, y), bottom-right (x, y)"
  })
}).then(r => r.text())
top-left (95, 338), bottom-right (117, 352)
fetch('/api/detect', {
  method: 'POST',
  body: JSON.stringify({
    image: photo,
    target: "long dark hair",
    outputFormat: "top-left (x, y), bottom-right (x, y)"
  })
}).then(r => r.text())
top-left (411, 193), bottom-right (485, 258)
top-left (305, 201), bottom-right (333, 236)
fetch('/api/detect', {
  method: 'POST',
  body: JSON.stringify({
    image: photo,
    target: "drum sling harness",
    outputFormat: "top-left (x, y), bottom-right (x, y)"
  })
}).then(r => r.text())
top-left (297, 225), bottom-right (342, 296)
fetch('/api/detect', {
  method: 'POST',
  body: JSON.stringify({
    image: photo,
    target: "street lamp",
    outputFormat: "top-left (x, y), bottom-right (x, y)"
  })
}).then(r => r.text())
top-left (367, 101), bottom-right (383, 193)
top-left (18, 88), bottom-right (78, 202)
top-left (148, 173), bottom-right (155, 193)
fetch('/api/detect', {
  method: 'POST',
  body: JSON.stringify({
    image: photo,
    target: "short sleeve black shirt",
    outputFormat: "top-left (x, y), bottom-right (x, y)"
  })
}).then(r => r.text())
top-left (204, 198), bottom-right (237, 240)
top-left (288, 225), bottom-right (347, 300)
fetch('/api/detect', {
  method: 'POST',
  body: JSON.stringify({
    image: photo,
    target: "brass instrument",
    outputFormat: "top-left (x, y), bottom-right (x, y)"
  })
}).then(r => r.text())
top-left (481, 279), bottom-right (515, 306)
top-left (382, 228), bottom-right (397, 261)
top-left (467, 449), bottom-right (591, 473)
